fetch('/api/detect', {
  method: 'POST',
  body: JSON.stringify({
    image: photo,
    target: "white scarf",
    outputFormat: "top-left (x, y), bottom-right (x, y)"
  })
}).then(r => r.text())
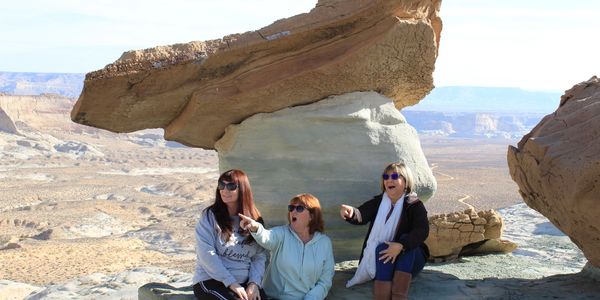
top-left (346, 192), bottom-right (404, 287)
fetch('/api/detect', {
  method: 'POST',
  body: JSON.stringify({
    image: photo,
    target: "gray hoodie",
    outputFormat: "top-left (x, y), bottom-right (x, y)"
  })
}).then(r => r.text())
top-left (193, 209), bottom-right (267, 287)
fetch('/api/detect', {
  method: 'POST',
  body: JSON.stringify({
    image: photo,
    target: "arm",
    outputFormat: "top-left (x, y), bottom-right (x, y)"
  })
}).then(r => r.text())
top-left (250, 223), bottom-right (284, 251)
top-left (195, 211), bottom-right (237, 287)
top-left (240, 213), bottom-right (284, 251)
top-left (304, 237), bottom-right (335, 300)
top-left (345, 196), bottom-right (380, 225)
top-left (248, 241), bottom-right (267, 288)
top-left (397, 201), bottom-right (429, 251)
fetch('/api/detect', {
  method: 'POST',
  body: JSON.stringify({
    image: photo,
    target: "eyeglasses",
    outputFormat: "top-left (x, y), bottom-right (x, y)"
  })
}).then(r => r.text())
top-left (287, 205), bottom-right (306, 213)
top-left (382, 173), bottom-right (401, 180)
top-left (218, 181), bottom-right (238, 191)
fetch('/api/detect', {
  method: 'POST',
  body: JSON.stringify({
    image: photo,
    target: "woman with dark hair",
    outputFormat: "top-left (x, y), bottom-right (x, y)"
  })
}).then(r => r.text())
top-left (239, 193), bottom-right (335, 300)
top-left (193, 169), bottom-right (268, 300)
top-left (339, 162), bottom-right (429, 300)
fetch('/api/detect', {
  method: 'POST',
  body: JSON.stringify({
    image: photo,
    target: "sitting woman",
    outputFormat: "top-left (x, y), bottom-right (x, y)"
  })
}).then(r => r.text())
top-left (239, 193), bottom-right (335, 300)
top-left (193, 169), bottom-right (268, 300)
top-left (339, 162), bottom-right (429, 300)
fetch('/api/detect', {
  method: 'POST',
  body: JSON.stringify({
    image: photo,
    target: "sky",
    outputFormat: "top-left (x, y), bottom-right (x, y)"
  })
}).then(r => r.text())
top-left (1, 0), bottom-right (599, 92)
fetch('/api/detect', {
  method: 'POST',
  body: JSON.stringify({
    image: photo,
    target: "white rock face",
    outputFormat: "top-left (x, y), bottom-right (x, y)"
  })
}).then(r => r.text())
top-left (216, 92), bottom-right (436, 209)
top-left (0, 107), bottom-right (18, 134)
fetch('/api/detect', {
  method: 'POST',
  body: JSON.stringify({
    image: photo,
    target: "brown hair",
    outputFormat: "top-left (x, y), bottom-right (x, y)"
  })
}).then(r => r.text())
top-left (380, 162), bottom-right (415, 194)
top-left (208, 169), bottom-right (262, 242)
top-left (288, 193), bottom-right (324, 234)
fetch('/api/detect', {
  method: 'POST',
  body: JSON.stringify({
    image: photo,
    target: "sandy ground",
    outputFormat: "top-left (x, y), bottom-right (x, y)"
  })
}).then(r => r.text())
top-left (0, 128), bottom-right (218, 288)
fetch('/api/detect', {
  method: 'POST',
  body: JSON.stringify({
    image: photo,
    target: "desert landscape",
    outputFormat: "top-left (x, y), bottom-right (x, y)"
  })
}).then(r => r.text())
top-left (1, 81), bottom-right (598, 298)
top-left (0, 92), bottom-right (522, 286)
top-left (0, 0), bottom-right (597, 297)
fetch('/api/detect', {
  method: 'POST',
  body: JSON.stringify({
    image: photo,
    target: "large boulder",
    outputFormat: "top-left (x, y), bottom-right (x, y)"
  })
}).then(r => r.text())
top-left (507, 76), bottom-right (600, 267)
top-left (71, 0), bottom-right (442, 149)
top-left (215, 91), bottom-right (437, 208)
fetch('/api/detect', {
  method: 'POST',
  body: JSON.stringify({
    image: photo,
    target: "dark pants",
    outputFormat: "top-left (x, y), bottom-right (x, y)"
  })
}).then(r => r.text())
top-left (374, 243), bottom-right (426, 281)
top-left (193, 279), bottom-right (268, 300)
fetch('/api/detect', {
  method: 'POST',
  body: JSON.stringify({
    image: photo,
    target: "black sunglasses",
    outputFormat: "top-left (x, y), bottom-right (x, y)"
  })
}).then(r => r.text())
top-left (288, 205), bottom-right (306, 213)
top-left (382, 173), bottom-right (401, 180)
top-left (218, 181), bottom-right (238, 191)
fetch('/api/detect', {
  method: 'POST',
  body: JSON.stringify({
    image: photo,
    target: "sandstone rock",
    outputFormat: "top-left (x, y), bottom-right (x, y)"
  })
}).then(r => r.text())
top-left (426, 208), bottom-right (512, 260)
top-left (507, 76), bottom-right (600, 267)
top-left (215, 92), bottom-right (437, 206)
top-left (0, 106), bottom-right (18, 134)
top-left (71, 0), bottom-right (442, 149)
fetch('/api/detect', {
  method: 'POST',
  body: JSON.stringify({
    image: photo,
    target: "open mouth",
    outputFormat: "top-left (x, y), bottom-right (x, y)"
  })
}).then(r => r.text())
top-left (387, 185), bottom-right (396, 190)
top-left (292, 216), bottom-right (297, 222)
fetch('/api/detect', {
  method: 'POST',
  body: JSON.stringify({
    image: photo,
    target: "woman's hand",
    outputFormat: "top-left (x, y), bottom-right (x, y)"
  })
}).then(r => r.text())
top-left (238, 213), bottom-right (259, 232)
top-left (229, 283), bottom-right (248, 300)
top-left (339, 204), bottom-right (354, 220)
top-left (378, 241), bottom-right (404, 264)
top-left (246, 282), bottom-right (261, 300)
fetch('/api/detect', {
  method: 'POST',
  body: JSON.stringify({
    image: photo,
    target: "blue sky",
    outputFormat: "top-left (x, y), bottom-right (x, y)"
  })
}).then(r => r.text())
top-left (1, 0), bottom-right (599, 91)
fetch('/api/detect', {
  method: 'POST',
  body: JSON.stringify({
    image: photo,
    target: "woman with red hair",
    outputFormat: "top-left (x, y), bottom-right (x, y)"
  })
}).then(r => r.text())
top-left (193, 169), bottom-right (268, 300)
top-left (240, 193), bottom-right (335, 300)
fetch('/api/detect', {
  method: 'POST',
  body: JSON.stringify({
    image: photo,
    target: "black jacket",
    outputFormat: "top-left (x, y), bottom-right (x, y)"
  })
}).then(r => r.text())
top-left (345, 193), bottom-right (430, 262)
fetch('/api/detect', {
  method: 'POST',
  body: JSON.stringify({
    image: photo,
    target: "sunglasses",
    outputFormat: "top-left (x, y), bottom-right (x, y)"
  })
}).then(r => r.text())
top-left (382, 173), bottom-right (401, 180)
top-left (287, 205), bottom-right (307, 213)
top-left (218, 181), bottom-right (238, 191)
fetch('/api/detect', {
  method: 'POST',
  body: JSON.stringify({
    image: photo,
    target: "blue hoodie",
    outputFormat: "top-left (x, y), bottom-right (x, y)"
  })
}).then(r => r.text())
top-left (251, 224), bottom-right (335, 300)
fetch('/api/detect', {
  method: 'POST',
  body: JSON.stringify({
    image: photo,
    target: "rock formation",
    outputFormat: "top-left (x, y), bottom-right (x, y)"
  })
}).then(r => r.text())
top-left (216, 91), bottom-right (437, 205)
top-left (507, 76), bottom-right (600, 267)
top-left (426, 208), bottom-right (516, 260)
top-left (0, 106), bottom-right (18, 134)
top-left (71, 0), bottom-right (442, 149)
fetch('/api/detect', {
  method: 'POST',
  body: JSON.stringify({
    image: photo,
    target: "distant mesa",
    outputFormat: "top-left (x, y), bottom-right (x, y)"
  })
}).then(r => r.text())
top-left (0, 72), bottom-right (84, 98)
top-left (508, 76), bottom-right (600, 267)
top-left (71, 0), bottom-right (442, 149)
top-left (0, 93), bottom-right (91, 133)
top-left (403, 111), bottom-right (545, 139)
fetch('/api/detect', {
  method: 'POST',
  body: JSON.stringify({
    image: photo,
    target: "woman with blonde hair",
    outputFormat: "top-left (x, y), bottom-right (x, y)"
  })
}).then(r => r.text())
top-left (240, 193), bottom-right (335, 300)
top-left (339, 162), bottom-right (429, 300)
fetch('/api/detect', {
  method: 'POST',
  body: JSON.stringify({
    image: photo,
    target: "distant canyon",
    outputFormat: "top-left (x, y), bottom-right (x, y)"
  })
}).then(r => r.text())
top-left (0, 72), bottom-right (561, 139)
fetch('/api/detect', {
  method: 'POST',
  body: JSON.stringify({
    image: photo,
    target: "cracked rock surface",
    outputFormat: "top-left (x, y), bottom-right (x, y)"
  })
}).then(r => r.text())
top-left (508, 76), bottom-right (600, 267)
top-left (426, 208), bottom-right (516, 260)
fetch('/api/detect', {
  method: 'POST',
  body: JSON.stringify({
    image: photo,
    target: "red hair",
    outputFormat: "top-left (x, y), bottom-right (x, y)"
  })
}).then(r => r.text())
top-left (209, 169), bottom-right (262, 242)
top-left (288, 193), bottom-right (325, 234)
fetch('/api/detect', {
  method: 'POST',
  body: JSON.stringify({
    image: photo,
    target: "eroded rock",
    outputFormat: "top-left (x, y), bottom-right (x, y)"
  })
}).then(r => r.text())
top-left (426, 208), bottom-right (516, 260)
top-left (0, 106), bottom-right (18, 134)
top-left (215, 91), bottom-right (437, 206)
top-left (507, 76), bottom-right (600, 267)
top-left (71, 0), bottom-right (442, 149)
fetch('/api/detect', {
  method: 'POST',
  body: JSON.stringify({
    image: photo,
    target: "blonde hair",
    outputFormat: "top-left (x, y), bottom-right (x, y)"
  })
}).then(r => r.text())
top-left (380, 162), bottom-right (415, 194)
